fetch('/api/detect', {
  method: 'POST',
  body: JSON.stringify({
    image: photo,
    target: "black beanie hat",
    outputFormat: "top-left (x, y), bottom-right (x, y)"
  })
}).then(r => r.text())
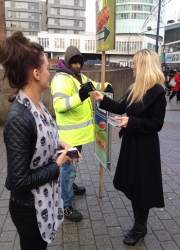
top-left (69, 55), bottom-right (83, 65)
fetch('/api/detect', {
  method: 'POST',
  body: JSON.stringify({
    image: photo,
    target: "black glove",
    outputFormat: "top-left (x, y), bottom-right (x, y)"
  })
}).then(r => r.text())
top-left (104, 84), bottom-right (114, 94)
top-left (79, 83), bottom-right (93, 102)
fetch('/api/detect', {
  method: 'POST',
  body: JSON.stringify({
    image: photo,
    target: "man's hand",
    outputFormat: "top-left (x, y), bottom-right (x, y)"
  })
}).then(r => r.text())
top-left (104, 84), bottom-right (114, 94)
top-left (79, 83), bottom-right (93, 101)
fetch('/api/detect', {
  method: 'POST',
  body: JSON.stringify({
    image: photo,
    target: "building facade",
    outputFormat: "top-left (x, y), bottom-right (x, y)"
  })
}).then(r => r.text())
top-left (162, 21), bottom-right (180, 71)
top-left (26, 31), bottom-right (156, 66)
top-left (115, 0), bottom-right (165, 65)
top-left (5, 0), bottom-right (86, 36)
top-left (116, 0), bottom-right (164, 36)
top-left (46, 0), bottom-right (86, 34)
top-left (5, 0), bottom-right (46, 36)
top-left (4, 0), bottom-right (165, 66)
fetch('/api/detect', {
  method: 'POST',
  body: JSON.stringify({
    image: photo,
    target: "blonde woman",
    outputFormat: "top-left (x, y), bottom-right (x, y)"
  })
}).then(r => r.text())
top-left (92, 49), bottom-right (166, 246)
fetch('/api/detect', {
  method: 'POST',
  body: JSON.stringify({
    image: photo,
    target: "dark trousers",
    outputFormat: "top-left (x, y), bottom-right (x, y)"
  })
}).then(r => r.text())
top-left (169, 90), bottom-right (180, 101)
top-left (132, 204), bottom-right (149, 226)
top-left (177, 91), bottom-right (180, 101)
top-left (9, 199), bottom-right (47, 250)
top-left (76, 145), bottom-right (82, 153)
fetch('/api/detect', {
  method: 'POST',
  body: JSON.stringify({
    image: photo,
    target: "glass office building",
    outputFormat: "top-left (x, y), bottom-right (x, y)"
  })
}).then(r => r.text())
top-left (114, 0), bottom-right (165, 65)
top-left (116, 0), bottom-right (164, 39)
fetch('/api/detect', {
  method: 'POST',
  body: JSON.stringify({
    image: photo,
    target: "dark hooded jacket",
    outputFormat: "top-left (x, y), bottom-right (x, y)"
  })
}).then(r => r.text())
top-left (64, 46), bottom-right (84, 70)
top-left (55, 46), bottom-right (84, 83)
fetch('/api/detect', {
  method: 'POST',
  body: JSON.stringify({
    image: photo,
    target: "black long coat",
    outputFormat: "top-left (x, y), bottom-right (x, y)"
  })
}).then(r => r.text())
top-left (100, 85), bottom-right (166, 209)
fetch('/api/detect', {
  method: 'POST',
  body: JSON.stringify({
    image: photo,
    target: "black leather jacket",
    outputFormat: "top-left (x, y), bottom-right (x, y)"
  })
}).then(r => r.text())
top-left (4, 100), bottom-right (60, 207)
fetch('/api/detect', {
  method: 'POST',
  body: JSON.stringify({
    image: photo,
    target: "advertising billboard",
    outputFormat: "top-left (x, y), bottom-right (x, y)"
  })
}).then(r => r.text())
top-left (165, 52), bottom-right (180, 63)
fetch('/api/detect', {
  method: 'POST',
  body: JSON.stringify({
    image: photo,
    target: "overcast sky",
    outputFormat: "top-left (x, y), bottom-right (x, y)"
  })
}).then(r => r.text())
top-left (85, 0), bottom-right (96, 32)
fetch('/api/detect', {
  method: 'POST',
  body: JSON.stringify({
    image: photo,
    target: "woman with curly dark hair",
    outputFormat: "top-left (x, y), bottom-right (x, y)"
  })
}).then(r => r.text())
top-left (0, 31), bottom-right (80, 250)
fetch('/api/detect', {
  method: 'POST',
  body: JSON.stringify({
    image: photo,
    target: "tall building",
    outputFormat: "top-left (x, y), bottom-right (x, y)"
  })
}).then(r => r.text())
top-left (116, 0), bottom-right (164, 37)
top-left (5, 0), bottom-right (86, 36)
top-left (115, 0), bottom-right (165, 65)
top-left (46, 0), bottom-right (86, 34)
top-left (4, 0), bottom-right (166, 66)
top-left (5, 0), bottom-right (46, 36)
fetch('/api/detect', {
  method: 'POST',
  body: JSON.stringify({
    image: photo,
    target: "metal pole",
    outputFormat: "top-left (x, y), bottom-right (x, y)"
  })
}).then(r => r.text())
top-left (155, 0), bottom-right (161, 53)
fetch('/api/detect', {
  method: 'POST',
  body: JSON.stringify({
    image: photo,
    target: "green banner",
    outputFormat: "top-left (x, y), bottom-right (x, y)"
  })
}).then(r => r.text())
top-left (96, 0), bottom-right (115, 52)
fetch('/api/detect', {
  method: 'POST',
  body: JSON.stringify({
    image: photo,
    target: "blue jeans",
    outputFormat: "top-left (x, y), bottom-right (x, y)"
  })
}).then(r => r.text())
top-left (61, 145), bottom-right (82, 208)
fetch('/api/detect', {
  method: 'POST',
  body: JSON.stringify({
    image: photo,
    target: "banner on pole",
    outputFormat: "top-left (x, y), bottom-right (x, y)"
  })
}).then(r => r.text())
top-left (96, 0), bottom-right (115, 52)
top-left (94, 93), bottom-right (113, 170)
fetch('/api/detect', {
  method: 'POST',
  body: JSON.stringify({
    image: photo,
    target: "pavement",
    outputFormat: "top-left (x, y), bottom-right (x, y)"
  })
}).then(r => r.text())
top-left (0, 95), bottom-right (180, 250)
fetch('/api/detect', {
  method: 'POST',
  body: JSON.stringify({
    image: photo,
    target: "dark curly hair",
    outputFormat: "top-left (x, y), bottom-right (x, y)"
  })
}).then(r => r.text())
top-left (0, 31), bottom-right (44, 91)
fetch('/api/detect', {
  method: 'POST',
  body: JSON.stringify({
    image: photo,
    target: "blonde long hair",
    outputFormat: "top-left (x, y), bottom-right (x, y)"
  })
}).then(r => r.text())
top-left (127, 49), bottom-right (165, 106)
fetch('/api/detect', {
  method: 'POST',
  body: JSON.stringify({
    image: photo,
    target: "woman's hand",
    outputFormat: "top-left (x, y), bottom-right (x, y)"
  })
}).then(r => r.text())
top-left (92, 91), bottom-right (104, 101)
top-left (59, 141), bottom-right (71, 150)
top-left (77, 150), bottom-right (82, 163)
top-left (56, 146), bottom-right (74, 167)
top-left (114, 116), bottom-right (129, 128)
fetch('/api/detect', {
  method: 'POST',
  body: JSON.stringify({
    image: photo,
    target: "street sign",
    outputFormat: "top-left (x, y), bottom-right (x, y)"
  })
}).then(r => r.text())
top-left (96, 0), bottom-right (115, 52)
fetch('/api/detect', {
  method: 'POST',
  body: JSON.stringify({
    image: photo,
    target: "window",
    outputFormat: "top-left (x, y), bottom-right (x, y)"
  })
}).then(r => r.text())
top-left (28, 3), bottom-right (39, 10)
top-left (74, 20), bottom-right (79, 27)
top-left (70, 39), bottom-right (80, 49)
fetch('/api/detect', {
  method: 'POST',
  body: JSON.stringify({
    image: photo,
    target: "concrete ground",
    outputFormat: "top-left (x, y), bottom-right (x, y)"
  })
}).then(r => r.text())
top-left (0, 95), bottom-right (180, 250)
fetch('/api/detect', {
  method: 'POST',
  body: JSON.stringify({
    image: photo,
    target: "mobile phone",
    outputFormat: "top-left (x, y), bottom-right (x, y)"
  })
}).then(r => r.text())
top-left (57, 147), bottom-right (79, 158)
top-left (86, 81), bottom-right (96, 91)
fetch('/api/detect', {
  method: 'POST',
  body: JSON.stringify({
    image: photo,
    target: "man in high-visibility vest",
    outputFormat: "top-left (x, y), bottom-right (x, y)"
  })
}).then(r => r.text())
top-left (51, 46), bottom-right (113, 222)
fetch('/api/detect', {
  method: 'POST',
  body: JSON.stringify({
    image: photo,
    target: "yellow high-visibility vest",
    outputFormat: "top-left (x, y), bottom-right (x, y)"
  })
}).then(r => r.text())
top-left (51, 72), bottom-right (110, 146)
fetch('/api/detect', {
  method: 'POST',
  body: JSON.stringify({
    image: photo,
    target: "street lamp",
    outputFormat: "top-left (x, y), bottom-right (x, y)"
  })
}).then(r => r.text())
top-left (155, 0), bottom-right (162, 53)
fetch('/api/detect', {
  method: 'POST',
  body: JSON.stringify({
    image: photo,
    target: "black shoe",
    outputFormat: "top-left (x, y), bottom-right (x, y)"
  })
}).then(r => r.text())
top-left (73, 183), bottom-right (86, 195)
top-left (124, 226), bottom-right (134, 239)
top-left (123, 225), bottom-right (147, 246)
top-left (64, 206), bottom-right (83, 222)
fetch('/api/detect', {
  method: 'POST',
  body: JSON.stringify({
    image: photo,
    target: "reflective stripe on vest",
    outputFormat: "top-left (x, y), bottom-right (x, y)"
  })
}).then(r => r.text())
top-left (52, 73), bottom-right (79, 110)
top-left (96, 82), bottom-right (101, 90)
top-left (53, 92), bottom-right (69, 98)
top-left (53, 73), bottom-right (79, 93)
top-left (53, 92), bottom-right (72, 111)
top-left (57, 119), bottom-right (93, 130)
